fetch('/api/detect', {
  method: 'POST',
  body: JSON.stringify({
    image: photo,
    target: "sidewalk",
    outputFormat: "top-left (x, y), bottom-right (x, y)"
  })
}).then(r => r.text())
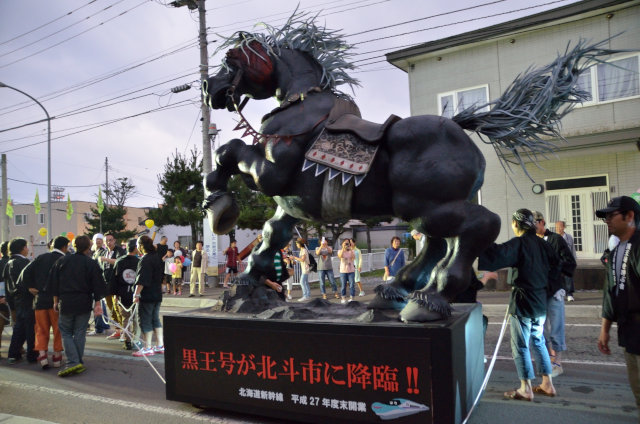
top-left (161, 278), bottom-right (604, 319)
top-left (0, 414), bottom-right (56, 424)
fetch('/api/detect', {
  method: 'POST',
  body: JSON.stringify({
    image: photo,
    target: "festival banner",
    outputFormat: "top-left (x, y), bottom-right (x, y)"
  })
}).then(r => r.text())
top-left (66, 194), bottom-right (73, 220)
top-left (34, 189), bottom-right (41, 214)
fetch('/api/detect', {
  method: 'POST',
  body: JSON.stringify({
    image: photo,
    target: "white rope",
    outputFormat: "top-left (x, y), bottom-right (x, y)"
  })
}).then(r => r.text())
top-left (461, 306), bottom-right (510, 424)
top-left (99, 299), bottom-right (166, 384)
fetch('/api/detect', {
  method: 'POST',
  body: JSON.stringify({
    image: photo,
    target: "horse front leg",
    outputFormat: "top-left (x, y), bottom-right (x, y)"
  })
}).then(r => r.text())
top-left (241, 206), bottom-right (298, 284)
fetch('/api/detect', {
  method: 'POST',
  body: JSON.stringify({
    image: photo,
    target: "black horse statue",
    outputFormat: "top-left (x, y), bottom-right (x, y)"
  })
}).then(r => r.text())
top-left (202, 15), bottom-right (617, 322)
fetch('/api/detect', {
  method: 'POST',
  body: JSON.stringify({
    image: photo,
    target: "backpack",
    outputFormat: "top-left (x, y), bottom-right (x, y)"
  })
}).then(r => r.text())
top-left (307, 251), bottom-right (318, 273)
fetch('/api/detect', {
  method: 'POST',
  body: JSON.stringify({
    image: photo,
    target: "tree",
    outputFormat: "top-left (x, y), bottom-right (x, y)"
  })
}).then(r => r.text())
top-left (105, 177), bottom-right (136, 208)
top-left (84, 178), bottom-right (138, 241)
top-left (228, 175), bottom-right (277, 230)
top-left (147, 148), bottom-right (204, 244)
top-left (84, 205), bottom-right (137, 241)
top-left (360, 216), bottom-right (393, 253)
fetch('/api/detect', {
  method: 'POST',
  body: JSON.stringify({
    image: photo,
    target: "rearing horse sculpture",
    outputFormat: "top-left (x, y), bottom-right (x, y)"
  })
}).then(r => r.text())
top-left (202, 15), bottom-right (617, 322)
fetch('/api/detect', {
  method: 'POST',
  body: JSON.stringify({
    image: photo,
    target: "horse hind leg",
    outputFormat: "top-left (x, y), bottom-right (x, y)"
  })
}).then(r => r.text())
top-left (399, 203), bottom-right (500, 322)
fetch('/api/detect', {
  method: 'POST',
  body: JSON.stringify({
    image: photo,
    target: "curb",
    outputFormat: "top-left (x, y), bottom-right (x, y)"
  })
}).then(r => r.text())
top-left (0, 414), bottom-right (57, 424)
top-left (161, 297), bottom-right (219, 308)
top-left (481, 304), bottom-right (601, 319)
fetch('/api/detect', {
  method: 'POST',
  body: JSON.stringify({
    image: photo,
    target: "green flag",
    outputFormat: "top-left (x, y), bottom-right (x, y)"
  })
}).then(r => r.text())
top-left (5, 194), bottom-right (13, 218)
top-left (66, 194), bottom-right (73, 220)
top-left (97, 187), bottom-right (104, 214)
top-left (34, 189), bottom-right (41, 214)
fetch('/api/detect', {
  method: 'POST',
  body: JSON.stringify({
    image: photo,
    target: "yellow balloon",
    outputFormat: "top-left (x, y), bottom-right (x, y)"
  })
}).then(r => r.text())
top-left (145, 219), bottom-right (154, 229)
top-left (38, 227), bottom-right (47, 237)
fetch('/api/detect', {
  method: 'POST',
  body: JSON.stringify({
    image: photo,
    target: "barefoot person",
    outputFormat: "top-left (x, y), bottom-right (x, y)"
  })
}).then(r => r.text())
top-left (479, 208), bottom-right (558, 401)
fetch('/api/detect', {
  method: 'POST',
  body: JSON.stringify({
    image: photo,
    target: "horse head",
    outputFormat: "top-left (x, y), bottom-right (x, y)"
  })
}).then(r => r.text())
top-left (203, 39), bottom-right (278, 112)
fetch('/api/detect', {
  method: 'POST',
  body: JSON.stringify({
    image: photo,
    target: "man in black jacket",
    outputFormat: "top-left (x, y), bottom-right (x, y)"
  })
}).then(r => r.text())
top-left (0, 241), bottom-right (12, 356)
top-left (23, 236), bottom-right (69, 369)
top-left (50, 235), bottom-right (107, 377)
top-left (111, 239), bottom-right (140, 350)
top-left (534, 211), bottom-right (577, 378)
top-left (5, 238), bottom-right (35, 364)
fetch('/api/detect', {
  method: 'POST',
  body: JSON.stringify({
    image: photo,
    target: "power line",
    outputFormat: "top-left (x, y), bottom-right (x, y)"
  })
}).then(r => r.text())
top-left (0, 39), bottom-right (198, 116)
top-left (0, 0), bottom-right (152, 70)
top-left (352, 0), bottom-right (570, 45)
top-left (0, 0), bottom-right (131, 59)
top-left (0, 0), bottom-right (101, 47)
top-left (7, 177), bottom-right (101, 188)
top-left (1, 99), bottom-right (196, 154)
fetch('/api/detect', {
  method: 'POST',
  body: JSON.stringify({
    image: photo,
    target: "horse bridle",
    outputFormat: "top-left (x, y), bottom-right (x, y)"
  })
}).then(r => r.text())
top-left (223, 69), bottom-right (328, 146)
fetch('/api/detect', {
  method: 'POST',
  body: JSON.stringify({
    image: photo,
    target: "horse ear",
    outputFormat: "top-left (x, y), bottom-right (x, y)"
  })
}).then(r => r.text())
top-left (226, 41), bottom-right (275, 86)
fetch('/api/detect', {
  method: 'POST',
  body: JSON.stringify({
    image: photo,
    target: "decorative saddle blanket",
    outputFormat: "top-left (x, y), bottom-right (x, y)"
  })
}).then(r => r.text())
top-left (303, 129), bottom-right (379, 186)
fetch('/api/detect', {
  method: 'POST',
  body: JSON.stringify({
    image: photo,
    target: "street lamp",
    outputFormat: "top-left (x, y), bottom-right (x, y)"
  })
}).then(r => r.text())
top-left (0, 82), bottom-right (52, 240)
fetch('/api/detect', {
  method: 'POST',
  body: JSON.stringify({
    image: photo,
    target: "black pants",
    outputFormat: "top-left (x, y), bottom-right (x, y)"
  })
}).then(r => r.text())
top-left (8, 303), bottom-right (37, 361)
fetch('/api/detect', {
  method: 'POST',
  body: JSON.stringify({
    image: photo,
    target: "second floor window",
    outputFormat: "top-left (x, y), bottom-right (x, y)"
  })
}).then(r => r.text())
top-left (577, 54), bottom-right (639, 105)
top-left (438, 85), bottom-right (489, 118)
top-left (38, 213), bottom-right (45, 225)
top-left (15, 214), bottom-right (27, 226)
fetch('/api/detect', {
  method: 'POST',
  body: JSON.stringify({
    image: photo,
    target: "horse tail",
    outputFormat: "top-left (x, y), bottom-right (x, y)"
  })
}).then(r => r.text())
top-left (451, 38), bottom-right (624, 181)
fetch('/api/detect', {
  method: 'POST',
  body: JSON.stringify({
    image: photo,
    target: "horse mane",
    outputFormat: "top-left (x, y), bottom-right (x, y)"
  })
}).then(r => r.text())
top-left (215, 11), bottom-right (360, 95)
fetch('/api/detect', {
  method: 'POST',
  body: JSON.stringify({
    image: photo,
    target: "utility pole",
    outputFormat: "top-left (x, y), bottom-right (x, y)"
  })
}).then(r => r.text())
top-left (105, 157), bottom-right (109, 207)
top-left (171, 0), bottom-right (212, 174)
top-left (1, 154), bottom-right (8, 241)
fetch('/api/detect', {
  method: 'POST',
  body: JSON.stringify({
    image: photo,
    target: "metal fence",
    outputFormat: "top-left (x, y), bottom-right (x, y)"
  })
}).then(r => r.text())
top-left (179, 249), bottom-right (408, 286)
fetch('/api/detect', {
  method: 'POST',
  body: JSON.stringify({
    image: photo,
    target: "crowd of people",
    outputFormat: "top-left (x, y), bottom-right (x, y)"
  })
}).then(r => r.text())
top-left (0, 232), bottom-right (202, 377)
top-left (1, 197), bottom-right (639, 416)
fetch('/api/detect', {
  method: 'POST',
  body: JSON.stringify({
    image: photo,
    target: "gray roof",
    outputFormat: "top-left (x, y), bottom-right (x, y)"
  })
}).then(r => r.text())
top-left (386, 0), bottom-right (634, 67)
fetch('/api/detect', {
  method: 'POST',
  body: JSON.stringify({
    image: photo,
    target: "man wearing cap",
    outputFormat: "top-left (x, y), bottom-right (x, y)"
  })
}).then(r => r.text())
top-left (411, 230), bottom-right (425, 257)
top-left (597, 196), bottom-right (640, 417)
top-left (534, 211), bottom-right (576, 378)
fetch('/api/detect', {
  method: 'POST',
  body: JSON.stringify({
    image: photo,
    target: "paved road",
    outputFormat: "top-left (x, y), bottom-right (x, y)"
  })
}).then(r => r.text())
top-left (0, 286), bottom-right (637, 423)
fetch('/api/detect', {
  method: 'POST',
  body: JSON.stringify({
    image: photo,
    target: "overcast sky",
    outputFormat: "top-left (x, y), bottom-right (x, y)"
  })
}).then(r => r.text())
top-left (0, 0), bottom-right (580, 208)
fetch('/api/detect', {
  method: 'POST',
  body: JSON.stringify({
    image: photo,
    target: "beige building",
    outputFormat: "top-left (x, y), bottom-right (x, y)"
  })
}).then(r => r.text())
top-left (6, 200), bottom-right (150, 254)
top-left (387, 0), bottom-right (640, 259)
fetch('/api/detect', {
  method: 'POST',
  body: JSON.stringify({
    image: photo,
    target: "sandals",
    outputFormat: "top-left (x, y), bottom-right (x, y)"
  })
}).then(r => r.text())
top-left (533, 385), bottom-right (556, 397)
top-left (504, 389), bottom-right (532, 402)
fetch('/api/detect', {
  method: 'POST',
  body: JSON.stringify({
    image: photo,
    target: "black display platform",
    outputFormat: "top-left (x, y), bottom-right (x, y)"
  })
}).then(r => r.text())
top-left (164, 303), bottom-right (484, 424)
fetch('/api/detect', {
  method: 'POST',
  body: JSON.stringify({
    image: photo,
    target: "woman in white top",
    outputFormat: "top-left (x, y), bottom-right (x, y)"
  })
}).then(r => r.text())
top-left (338, 238), bottom-right (356, 304)
top-left (291, 239), bottom-right (311, 301)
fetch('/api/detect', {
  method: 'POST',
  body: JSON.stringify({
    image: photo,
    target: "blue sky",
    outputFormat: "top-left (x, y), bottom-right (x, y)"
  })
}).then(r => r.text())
top-left (0, 0), bottom-right (580, 207)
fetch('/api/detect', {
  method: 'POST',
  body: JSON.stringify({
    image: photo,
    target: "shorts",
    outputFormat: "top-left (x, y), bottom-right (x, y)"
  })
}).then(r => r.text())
top-left (164, 274), bottom-right (172, 284)
top-left (226, 266), bottom-right (238, 274)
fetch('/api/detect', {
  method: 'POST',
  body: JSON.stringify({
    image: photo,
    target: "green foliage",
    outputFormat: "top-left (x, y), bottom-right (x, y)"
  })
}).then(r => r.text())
top-left (84, 205), bottom-right (136, 242)
top-left (147, 148), bottom-right (204, 242)
top-left (228, 175), bottom-right (277, 230)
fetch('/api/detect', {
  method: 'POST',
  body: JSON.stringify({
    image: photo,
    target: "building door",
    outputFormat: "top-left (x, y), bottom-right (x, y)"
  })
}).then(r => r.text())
top-left (544, 176), bottom-right (609, 259)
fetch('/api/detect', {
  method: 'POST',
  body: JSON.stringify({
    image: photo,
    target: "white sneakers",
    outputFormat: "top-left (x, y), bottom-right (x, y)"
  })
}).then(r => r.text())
top-left (567, 295), bottom-right (575, 302)
top-left (359, 291), bottom-right (365, 296)
top-left (297, 296), bottom-right (310, 302)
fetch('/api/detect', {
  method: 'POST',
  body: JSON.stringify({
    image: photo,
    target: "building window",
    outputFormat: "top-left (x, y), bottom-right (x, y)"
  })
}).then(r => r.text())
top-left (577, 54), bottom-right (640, 105)
top-left (38, 213), bottom-right (45, 225)
top-left (15, 214), bottom-right (27, 226)
top-left (438, 85), bottom-right (489, 118)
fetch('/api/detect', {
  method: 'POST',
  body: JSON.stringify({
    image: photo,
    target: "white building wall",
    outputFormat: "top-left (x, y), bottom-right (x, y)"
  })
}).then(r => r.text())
top-left (401, 3), bottom-right (640, 255)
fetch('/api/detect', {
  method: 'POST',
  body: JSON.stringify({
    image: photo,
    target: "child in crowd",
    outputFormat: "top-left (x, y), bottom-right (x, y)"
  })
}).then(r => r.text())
top-left (171, 255), bottom-right (183, 296)
top-left (163, 249), bottom-right (174, 294)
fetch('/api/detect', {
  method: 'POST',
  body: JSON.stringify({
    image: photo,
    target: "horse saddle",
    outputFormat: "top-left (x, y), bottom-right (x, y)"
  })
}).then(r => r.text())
top-left (325, 113), bottom-right (401, 143)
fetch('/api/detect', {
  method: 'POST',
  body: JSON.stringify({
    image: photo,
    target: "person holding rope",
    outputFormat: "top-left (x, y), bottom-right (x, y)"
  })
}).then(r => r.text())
top-left (50, 235), bottom-right (107, 377)
top-left (479, 208), bottom-right (559, 401)
top-left (132, 235), bottom-right (164, 357)
top-left (111, 239), bottom-right (140, 351)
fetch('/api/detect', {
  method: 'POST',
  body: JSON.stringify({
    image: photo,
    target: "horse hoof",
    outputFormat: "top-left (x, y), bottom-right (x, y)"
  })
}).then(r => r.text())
top-left (367, 284), bottom-right (408, 310)
top-left (204, 191), bottom-right (239, 235)
top-left (399, 299), bottom-right (445, 323)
